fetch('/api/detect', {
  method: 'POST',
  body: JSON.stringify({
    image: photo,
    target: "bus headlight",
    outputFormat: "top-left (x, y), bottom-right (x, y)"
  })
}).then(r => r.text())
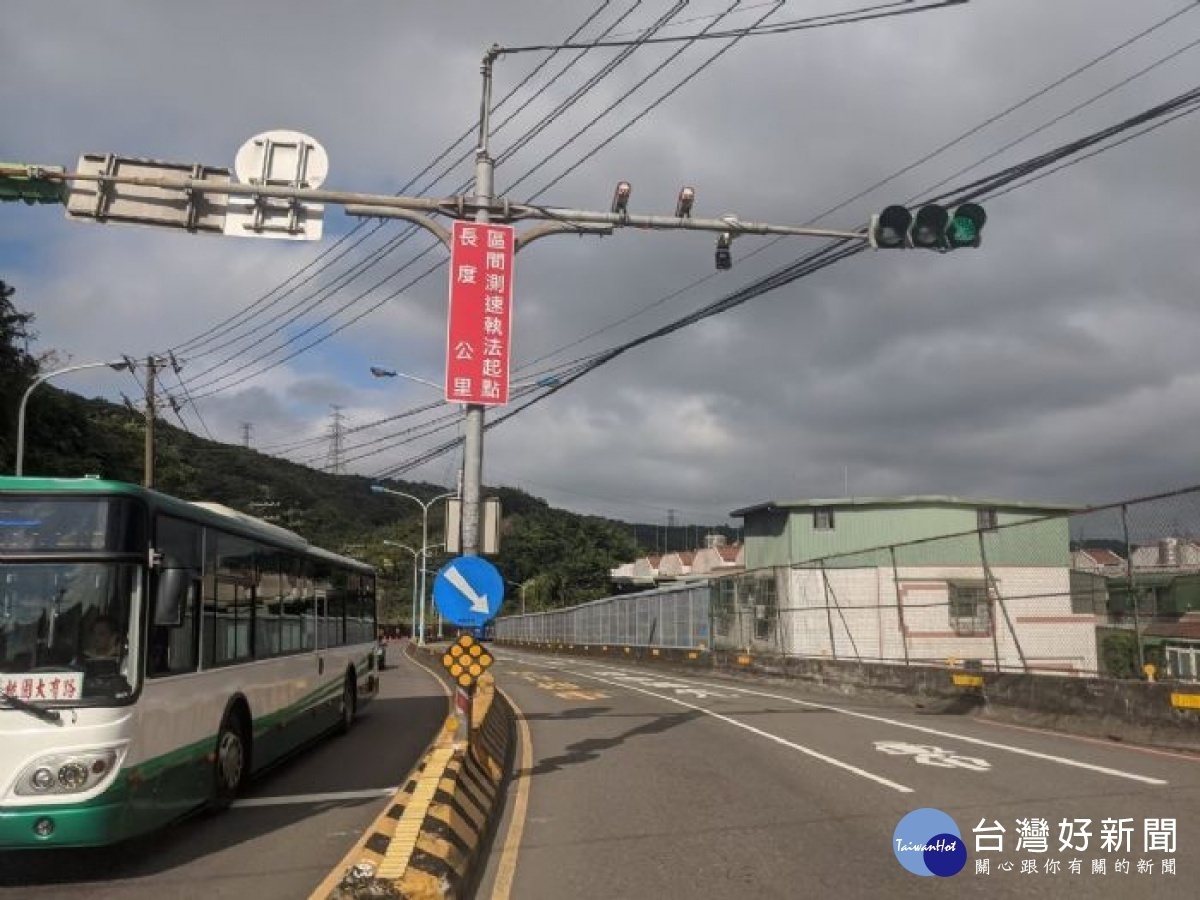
top-left (57, 762), bottom-right (90, 790)
top-left (15, 750), bottom-right (121, 796)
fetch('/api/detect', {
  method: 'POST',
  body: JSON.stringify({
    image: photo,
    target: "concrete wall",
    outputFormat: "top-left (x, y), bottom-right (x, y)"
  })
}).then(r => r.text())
top-left (782, 565), bottom-right (1097, 673)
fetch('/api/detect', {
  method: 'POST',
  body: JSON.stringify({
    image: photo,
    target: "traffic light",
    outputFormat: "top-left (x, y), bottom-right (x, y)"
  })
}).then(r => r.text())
top-left (910, 204), bottom-right (950, 250)
top-left (0, 163), bottom-right (66, 205)
top-left (715, 232), bottom-right (733, 270)
top-left (946, 202), bottom-right (986, 249)
top-left (869, 203), bottom-right (986, 250)
top-left (869, 206), bottom-right (912, 249)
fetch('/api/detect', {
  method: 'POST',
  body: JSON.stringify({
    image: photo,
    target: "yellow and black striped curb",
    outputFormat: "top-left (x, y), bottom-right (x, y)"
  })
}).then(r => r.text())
top-left (316, 673), bottom-right (516, 899)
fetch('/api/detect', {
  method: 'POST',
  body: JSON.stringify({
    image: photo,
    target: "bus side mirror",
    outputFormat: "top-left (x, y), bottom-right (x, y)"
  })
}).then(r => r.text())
top-left (153, 569), bottom-right (190, 626)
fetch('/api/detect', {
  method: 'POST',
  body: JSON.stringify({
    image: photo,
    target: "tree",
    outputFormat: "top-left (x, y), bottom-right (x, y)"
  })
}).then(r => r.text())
top-left (0, 280), bottom-right (40, 470)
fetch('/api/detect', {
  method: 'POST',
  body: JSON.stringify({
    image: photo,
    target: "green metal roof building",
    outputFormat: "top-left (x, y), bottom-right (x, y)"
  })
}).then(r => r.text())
top-left (730, 495), bottom-right (1080, 570)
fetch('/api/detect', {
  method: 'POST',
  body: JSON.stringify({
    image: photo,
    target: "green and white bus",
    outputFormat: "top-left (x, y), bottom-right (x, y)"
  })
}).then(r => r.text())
top-left (0, 476), bottom-right (379, 848)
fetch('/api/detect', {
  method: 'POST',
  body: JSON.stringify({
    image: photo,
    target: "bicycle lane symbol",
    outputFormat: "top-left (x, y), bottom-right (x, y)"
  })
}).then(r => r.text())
top-left (874, 740), bottom-right (992, 772)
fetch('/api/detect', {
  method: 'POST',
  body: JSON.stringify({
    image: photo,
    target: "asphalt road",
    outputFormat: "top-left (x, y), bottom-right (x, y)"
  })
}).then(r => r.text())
top-left (0, 646), bottom-right (448, 900)
top-left (475, 649), bottom-right (1200, 900)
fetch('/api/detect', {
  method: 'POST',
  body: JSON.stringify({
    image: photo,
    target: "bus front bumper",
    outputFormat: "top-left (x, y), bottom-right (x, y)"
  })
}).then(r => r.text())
top-left (0, 798), bottom-right (128, 849)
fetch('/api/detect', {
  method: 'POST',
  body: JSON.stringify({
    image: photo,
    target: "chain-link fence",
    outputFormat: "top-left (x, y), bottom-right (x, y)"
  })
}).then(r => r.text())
top-left (497, 484), bottom-right (1200, 682)
top-left (495, 582), bottom-right (711, 649)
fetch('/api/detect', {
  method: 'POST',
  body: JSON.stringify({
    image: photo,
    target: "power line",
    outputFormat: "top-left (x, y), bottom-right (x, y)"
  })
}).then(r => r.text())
top-left (368, 81), bottom-right (1200, 480)
top-left (162, 2), bottom-right (638, 374)
top-left (497, 0), bottom-right (969, 53)
top-left (281, 7), bottom-right (1200, 479)
top-left (168, 0), bottom-right (961, 399)
top-left (516, 5), bottom-right (1200, 371)
top-left (505, 0), bottom-right (779, 197)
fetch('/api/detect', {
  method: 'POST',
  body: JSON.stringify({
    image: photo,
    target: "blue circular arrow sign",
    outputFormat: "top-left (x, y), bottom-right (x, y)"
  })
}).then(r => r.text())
top-left (432, 556), bottom-right (506, 627)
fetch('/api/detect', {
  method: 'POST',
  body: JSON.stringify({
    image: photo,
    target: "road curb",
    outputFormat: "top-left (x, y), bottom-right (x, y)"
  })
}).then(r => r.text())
top-left (317, 648), bottom-right (516, 899)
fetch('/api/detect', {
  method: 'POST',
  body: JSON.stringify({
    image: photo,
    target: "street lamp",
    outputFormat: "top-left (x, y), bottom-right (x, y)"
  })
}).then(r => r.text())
top-left (382, 540), bottom-right (419, 639)
top-left (370, 484), bottom-right (457, 646)
top-left (369, 366), bottom-right (443, 392)
top-left (371, 364), bottom-right (560, 396)
top-left (16, 359), bottom-right (132, 476)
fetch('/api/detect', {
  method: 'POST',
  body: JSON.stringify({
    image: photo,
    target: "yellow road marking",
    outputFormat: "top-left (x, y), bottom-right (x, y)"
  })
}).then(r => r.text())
top-left (307, 647), bottom-right (451, 899)
top-left (489, 687), bottom-right (532, 900)
top-left (376, 747), bottom-right (456, 880)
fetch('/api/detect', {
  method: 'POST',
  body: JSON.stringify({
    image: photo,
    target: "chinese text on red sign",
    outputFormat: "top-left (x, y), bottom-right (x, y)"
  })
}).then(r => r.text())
top-left (445, 222), bottom-right (515, 405)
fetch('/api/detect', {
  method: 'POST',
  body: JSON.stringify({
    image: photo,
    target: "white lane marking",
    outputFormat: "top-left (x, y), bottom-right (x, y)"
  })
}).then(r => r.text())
top-left (533, 657), bottom-right (1169, 786)
top-left (232, 787), bottom-right (397, 808)
top-left (561, 668), bottom-right (913, 794)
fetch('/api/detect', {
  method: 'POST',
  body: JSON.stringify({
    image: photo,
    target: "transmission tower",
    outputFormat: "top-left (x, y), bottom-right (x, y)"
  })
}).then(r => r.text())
top-left (325, 405), bottom-right (347, 474)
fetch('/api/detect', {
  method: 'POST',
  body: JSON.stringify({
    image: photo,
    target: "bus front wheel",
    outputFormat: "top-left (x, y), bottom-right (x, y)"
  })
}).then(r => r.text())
top-left (212, 710), bottom-right (249, 808)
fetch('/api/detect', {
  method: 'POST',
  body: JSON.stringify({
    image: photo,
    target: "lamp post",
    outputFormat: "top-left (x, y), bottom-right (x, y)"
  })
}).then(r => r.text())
top-left (370, 365), bottom-right (559, 396)
top-left (382, 540), bottom-right (419, 639)
top-left (424, 542), bottom-right (447, 638)
top-left (369, 366), bottom-right (443, 392)
top-left (371, 485), bottom-right (457, 646)
top-left (16, 359), bottom-right (132, 476)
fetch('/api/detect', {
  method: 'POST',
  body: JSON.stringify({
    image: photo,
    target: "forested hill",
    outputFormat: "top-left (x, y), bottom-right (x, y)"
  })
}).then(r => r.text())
top-left (0, 287), bottom-right (735, 620)
top-left (7, 386), bottom-right (742, 620)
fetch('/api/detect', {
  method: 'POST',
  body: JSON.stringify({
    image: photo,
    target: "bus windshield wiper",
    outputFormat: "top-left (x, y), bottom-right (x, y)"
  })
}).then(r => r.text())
top-left (0, 693), bottom-right (63, 725)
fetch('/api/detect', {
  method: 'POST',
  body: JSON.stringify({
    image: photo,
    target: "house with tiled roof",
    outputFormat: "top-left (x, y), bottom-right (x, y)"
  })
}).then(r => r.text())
top-left (610, 535), bottom-right (744, 589)
top-left (1071, 547), bottom-right (1126, 577)
top-left (691, 538), bottom-right (744, 575)
top-left (657, 551), bottom-right (695, 578)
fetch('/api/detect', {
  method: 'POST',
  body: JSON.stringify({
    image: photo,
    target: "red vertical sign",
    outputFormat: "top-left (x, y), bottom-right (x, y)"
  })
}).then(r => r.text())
top-left (445, 221), bottom-right (515, 406)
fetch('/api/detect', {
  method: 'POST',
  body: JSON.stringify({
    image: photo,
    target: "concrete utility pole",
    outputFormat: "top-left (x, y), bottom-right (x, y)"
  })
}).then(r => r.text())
top-left (143, 355), bottom-right (166, 489)
top-left (461, 49), bottom-right (498, 557)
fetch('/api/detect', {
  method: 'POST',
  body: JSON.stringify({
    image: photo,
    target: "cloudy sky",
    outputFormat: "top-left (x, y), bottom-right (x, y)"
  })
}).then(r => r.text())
top-left (4, 0), bottom-right (1200, 529)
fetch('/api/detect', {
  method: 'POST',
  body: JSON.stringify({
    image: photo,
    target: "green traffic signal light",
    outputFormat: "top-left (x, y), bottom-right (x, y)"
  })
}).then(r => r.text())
top-left (0, 163), bottom-right (66, 205)
top-left (947, 203), bottom-right (986, 249)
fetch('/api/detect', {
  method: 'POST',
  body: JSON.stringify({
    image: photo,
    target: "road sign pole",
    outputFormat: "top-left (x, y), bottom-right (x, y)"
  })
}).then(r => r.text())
top-left (442, 634), bottom-right (493, 750)
top-left (461, 51), bottom-right (498, 560)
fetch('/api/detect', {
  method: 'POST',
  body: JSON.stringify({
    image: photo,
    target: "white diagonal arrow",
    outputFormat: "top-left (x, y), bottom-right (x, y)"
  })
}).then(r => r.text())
top-left (445, 565), bottom-right (489, 614)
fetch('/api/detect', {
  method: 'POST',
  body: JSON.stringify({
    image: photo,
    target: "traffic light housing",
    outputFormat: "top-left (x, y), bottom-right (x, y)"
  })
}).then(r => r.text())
top-left (715, 232), bottom-right (733, 270)
top-left (946, 202), bottom-right (986, 249)
top-left (869, 203), bottom-right (986, 250)
top-left (910, 204), bottom-right (950, 250)
top-left (869, 206), bottom-right (912, 249)
top-left (0, 163), bottom-right (66, 205)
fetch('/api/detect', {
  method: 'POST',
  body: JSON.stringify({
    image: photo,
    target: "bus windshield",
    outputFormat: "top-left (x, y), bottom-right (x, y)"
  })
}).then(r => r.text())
top-left (0, 561), bottom-right (139, 703)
